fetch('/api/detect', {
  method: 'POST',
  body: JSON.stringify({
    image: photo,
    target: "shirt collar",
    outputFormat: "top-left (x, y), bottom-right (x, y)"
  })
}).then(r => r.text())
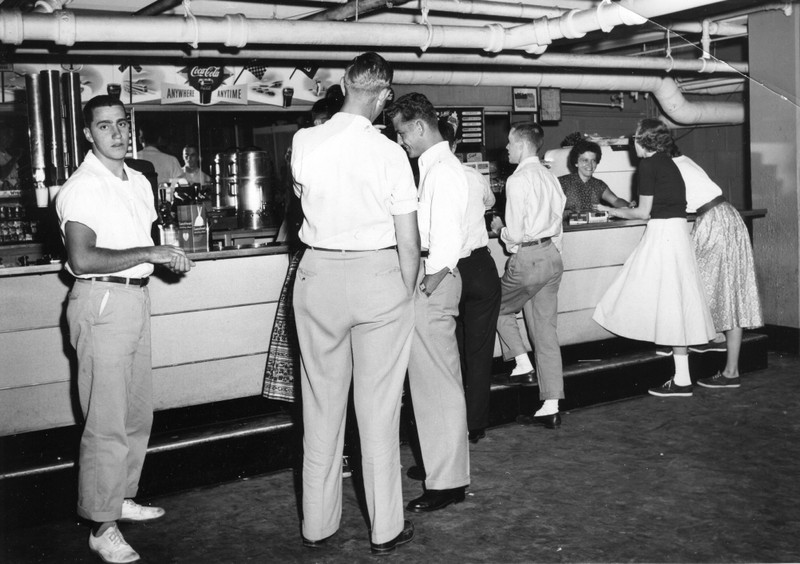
top-left (514, 155), bottom-right (541, 172)
top-left (83, 151), bottom-right (134, 180)
top-left (418, 141), bottom-right (452, 171)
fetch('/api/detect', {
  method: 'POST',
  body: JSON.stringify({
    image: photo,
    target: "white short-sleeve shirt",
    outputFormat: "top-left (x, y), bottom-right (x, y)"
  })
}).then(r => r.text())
top-left (673, 155), bottom-right (723, 213)
top-left (56, 151), bottom-right (157, 279)
top-left (292, 112), bottom-right (418, 250)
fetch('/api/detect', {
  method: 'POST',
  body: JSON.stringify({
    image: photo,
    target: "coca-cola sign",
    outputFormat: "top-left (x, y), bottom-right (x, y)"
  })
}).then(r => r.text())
top-left (183, 64), bottom-right (227, 103)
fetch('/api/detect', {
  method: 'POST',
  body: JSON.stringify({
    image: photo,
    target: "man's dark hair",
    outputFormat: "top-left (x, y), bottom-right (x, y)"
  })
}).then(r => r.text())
top-left (385, 92), bottom-right (438, 130)
top-left (438, 117), bottom-right (456, 146)
top-left (343, 52), bottom-right (392, 96)
top-left (82, 94), bottom-right (125, 128)
top-left (510, 121), bottom-right (544, 151)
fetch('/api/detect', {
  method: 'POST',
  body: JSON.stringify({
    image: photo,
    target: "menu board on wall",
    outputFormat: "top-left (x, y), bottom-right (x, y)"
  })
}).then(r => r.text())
top-left (437, 107), bottom-right (484, 149)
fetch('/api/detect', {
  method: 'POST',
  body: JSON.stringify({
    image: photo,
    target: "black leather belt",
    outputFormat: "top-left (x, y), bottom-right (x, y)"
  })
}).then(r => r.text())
top-left (79, 276), bottom-right (149, 287)
top-left (520, 237), bottom-right (551, 247)
top-left (696, 195), bottom-right (726, 216)
top-left (309, 245), bottom-right (396, 253)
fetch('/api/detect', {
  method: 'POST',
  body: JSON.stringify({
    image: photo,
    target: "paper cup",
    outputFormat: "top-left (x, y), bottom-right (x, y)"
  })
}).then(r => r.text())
top-left (35, 186), bottom-right (49, 208)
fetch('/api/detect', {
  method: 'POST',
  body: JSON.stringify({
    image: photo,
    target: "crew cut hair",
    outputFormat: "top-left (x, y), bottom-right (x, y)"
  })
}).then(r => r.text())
top-left (83, 94), bottom-right (125, 127)
top-left (635, 118), bottom-right (675, 154)
top-left (385, 92), bottom-right (438, 129)
top-left (343, 52), bottom-right (393, 96)
top-left (510, 121), bottom-right (544, 151)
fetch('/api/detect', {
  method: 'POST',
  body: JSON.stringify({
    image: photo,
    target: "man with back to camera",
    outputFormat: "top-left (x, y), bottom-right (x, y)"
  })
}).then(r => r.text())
top-left (438, 119), bottom-right (502, 444)
top-left (56, 94), bottom-right (194, 563)
top-left (490, 122), bottom-right (567, 429)
top-left (137, 124), bottom-right (183, 186)
top-left (290, 52), bottom-right (419, 555)
top-left (387, 93), bottom-right (471, 512)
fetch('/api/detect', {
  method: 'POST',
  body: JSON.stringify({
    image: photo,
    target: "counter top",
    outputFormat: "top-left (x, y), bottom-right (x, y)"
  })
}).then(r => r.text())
top-left (0, 208), bottom-right (767, 278)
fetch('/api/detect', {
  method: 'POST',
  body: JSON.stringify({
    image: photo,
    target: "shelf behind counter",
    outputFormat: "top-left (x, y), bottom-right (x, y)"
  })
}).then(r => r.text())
top-left (0, 210), bottom-right (766, 436)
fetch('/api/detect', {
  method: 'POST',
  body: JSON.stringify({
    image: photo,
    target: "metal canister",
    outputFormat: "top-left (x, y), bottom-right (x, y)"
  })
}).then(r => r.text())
top-left (221, 149), bottom-right (239, 210)
top-left (236, 149), bottom-right (272, 230)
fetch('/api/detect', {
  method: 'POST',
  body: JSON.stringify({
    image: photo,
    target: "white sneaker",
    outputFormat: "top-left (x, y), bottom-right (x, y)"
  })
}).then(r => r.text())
top-left (120, 498), bottom-right (165, 522)
top-left (89, 525), bottom-right (140, 563)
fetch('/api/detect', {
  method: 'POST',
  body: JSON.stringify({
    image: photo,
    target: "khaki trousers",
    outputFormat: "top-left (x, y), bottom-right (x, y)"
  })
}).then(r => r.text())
top-left (67, 279), bottom-right (153, 523)
top-left (407, 265), bottom-right (470, 490)
top-left (496, 241), bottom-right (564, 400)
top-left (293, 249), bottom-right (414, 544)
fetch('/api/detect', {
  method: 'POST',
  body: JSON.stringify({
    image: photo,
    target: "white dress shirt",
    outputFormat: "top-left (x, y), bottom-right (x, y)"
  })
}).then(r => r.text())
top-left (673, 155), bottom-right (723, 213)
top-left (56, 152), bottom-right (156, 279)
top-left (500, 155), bottom-right (566, 254)
top-left (417, 141), bottom-right (469, 273)
top-left (462, 165), bottom-right (494, 254)
top-left (139, 146), bottom-right (183, 186)
top-left (292, 112), bottom-right (418, 250)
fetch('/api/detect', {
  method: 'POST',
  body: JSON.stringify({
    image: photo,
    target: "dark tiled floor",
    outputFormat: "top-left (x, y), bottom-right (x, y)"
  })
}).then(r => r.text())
top-left (3, 352), bottom-right (799, 563)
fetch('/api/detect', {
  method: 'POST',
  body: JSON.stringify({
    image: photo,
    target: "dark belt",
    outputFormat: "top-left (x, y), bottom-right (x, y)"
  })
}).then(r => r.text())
top-left (520, 237), bottom-right (551, 247)
top-left (309, 245), bottom-right (396, 253)
top-left (78, 275), bottom-right (149, 287)
top-left (696, 195), bottom-right (726, 216)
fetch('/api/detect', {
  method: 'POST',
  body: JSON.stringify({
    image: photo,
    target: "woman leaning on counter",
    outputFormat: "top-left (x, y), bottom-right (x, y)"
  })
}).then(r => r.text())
top-left (558, 139), bottom-right (631, 213)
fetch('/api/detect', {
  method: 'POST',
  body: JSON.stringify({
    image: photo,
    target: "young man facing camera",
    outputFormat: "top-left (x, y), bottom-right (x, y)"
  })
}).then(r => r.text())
top-left (56, 95), bottom-right (194, 563)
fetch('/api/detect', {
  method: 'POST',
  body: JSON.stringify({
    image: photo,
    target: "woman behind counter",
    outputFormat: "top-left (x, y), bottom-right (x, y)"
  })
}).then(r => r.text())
top-left (559, 139), bottom-right (631, 213)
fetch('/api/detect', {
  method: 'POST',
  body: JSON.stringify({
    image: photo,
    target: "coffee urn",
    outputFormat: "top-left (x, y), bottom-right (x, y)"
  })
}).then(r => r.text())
top-left (237, 149), bottom-right (273, 230)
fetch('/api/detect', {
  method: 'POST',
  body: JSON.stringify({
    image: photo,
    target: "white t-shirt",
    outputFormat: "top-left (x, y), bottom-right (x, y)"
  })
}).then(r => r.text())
top-left (462, 165), bottom-right (494, 254)
top-left (139, 146), bottom-right (183, 186)
top-left (56, 152), bottom-right (157, 279)
top-left (291, 112), bottom-right (418, 250)
top-left (673, 155), bottom-right (723, 213)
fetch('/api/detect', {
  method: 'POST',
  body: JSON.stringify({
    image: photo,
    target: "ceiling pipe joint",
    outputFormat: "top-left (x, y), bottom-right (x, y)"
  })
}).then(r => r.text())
top-left (0, 9), bottom-right (24, 45)
top-left (55, 9), bottom-right (75, 46)
top-left (596, 1), bottom-right (616, 33)
top-left (560, 9), bottom-right (587, 39)
top-left (616, 2), bottom-right (647, 26)
top-left (223, 13), bottom-right (247, 48)
top-left (482, 23), bottom-right (505, 53)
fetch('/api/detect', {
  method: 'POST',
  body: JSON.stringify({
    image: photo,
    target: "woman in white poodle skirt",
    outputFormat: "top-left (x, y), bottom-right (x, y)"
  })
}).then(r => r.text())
top-left (593, 119), bottom-right (715, 397)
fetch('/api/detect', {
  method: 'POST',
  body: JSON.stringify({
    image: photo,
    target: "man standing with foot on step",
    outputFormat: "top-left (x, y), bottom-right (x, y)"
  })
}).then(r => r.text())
top-left (491, 122), bottom-right (566, 430)
top-left (388, 93), bottom-right (471, 512)
top-left (57, 94), bottom-right (195, 563)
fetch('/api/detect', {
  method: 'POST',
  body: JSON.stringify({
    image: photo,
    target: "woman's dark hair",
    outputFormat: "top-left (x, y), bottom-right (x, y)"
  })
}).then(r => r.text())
top-left (635, 118), bottom-right (675, 154)
top-left (568, 139), bottom-right (602, 172)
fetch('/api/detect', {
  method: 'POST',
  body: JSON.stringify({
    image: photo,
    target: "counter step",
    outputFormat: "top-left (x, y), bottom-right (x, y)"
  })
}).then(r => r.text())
top-left (1, 332), bottom-right (768, 529)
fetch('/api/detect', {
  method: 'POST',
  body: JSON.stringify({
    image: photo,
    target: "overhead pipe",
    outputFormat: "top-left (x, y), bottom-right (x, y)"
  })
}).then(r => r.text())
top-left (390, 70), bottom-right (744, 125)
top-left (711, 2), bottom-right (793, 23)
top-left (9, 45), bottom-right (749, 74)
top-left (307, 0), bottom-right (413, 21)
top-left (503, 0), bottom-right (731, 52)
top-left (403, 0), bottom-right (575, 20)
top-left (134, 0), bottom-right (182, 16)
top-left (0, 2), bottom-right (734, 56)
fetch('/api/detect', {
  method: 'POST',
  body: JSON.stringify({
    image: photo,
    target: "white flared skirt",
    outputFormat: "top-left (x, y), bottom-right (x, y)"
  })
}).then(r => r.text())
top-left (593, 218), bottom-right (716, 346)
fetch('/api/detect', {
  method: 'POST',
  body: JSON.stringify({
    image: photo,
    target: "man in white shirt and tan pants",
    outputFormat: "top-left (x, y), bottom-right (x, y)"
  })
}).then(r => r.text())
top-left (491, 122), bottom-right (567, 429)
top-left (387, 93), bottom-right (471, 513)
top-left (291, 52), bottom-right (419, 556)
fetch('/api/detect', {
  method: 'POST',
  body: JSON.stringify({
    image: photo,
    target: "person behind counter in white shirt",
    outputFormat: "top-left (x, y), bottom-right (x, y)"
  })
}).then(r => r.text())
top-left (291, 52), bottom-right (419, 556)
top-left (490, 121), bottom-right (567, 429)
top-left (438, 119), bottom-right (501, 445)
top-left (387, 93), bottom-right (470, 514)
top-left (180, 145), bottom-right (211, 185)
top-left (137, 124), bottom-right (183, 186)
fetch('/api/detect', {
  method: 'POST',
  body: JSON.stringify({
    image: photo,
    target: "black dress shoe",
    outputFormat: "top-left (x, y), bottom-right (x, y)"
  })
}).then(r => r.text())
top-left (508, 370), bottom-right (535, 385)
top-left (406, 465), bottom-right (426, 481)
top-left (406, 487), bottom-right (466, 513)
top-left (468, 429), bottom-right (486, 443)
top-left (370, 519), bottom-right (414, 555)
top-left (516, 412), bottom-right (562, 429)
top-left (302, 532), bottom-right (334, 548)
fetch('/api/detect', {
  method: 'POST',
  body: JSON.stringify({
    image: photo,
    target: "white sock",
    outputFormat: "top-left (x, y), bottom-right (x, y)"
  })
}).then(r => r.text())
top-left (535, 399), bottom-right (559, 416)
top-left (511, 354), bottom-right (533, 375)
top-left (673, 354), bottom-right (691, 386)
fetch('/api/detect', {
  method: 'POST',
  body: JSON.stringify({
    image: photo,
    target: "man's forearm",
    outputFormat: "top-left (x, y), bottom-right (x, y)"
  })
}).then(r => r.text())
top-left (68, 246), bottom-right (154, 276)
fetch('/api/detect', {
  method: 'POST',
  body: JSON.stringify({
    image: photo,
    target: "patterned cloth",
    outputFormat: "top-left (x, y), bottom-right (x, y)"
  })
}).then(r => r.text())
top-left (692, 201), bottom-right (763, 331)
top-left (559, 173), bottom-right (609, 212)
top-left (262, 250), bottom-right (304, 402)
